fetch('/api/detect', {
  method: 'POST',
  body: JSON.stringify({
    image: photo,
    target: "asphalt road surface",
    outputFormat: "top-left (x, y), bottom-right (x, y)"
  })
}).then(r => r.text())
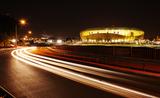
top-left (0, 47), bottom-right (160, 98)
top-left (0, 48), bottom-right (122, 98)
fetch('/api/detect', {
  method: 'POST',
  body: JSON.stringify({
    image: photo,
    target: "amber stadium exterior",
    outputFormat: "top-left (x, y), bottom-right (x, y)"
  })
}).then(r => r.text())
top-left (80, 27), bottom-right (144, 43)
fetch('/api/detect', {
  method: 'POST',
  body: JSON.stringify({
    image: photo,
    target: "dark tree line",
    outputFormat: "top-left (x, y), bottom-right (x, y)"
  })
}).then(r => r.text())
top-left (0, 14), bottom-right (16, 47)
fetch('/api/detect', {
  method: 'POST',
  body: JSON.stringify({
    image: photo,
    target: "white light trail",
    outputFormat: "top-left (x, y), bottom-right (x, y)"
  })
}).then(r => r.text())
top-left (11, 47), bottom-right (158, 98)
top-left (25, 47), bottom-right (128, 75)
top-left (23, 48), bottom-right (146, 84)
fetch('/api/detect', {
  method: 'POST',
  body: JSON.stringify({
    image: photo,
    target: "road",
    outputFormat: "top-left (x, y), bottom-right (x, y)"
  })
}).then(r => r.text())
top-left (0, 47), bottom-right (160, 98)
top-left (0, 48), bottom-right (122, 98)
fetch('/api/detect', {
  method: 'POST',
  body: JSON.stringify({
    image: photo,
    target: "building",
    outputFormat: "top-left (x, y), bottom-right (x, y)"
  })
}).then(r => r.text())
top-left (80, 27), bottom-right (144, 43)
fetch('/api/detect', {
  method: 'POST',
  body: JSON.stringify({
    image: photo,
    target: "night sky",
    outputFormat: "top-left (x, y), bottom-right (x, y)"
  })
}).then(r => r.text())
top-left (0, 1), bottom-right (160, 39)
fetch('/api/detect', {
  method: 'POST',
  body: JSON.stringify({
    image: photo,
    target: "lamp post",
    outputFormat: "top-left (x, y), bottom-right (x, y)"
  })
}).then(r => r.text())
top-left (15, 19), bottom-right (27, 47)
top-left (15, 24), bottom-right (18, 47)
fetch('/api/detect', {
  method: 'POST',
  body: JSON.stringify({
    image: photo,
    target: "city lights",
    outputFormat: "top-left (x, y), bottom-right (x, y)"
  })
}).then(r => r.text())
top-left (57, 39), bottom-right (62, 44)
top-left (1, 2), bottom-right (160, 98)
top-left (47, 39), bottom-right (53, 43)
top-left (11, 39), bottom-right (16, 43)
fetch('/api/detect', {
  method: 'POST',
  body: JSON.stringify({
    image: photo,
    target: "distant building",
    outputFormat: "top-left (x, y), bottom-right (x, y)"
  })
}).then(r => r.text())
top-left (80, 27), bottom-right (144, 43)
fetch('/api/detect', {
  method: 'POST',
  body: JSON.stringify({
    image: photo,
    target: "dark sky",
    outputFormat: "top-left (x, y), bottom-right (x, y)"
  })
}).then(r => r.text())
top-left (0, 1), bottom-right (160, 39)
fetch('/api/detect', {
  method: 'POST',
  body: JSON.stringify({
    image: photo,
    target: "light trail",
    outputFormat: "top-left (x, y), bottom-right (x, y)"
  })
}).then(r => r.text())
top-left (11, 47), bottom-right (158, 98)
top-left (23, 48), bottom-right (149, 85)
top-left (21, 48), bottom-right (137, 83)
top-left (47, 47), bottom-right (160, 77)
top-left (24, 48), bottom-right (124, 74)
top-left (27, 47), bottom-right (160, 85)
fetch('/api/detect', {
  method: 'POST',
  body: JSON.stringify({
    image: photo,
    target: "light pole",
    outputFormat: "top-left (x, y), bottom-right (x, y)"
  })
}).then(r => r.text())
top-left (15, 24), bottom-right (18, 47)
top-left (15, 19), bottom-right (27, 47)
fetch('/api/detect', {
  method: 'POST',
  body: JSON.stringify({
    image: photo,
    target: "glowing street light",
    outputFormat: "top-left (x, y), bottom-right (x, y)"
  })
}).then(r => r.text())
top-left (19, 19), bottom-right (27, 25)
top-left (15, 18), bottom-right (27, 47)
top-left (28, 30), bottom-right (32, 34)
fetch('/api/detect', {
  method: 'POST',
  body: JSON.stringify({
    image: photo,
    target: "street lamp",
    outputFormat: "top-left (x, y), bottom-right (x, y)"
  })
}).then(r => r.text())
top-left (28, 30), bottom-right (32, 34)
top-left (15, 18), bottom-right (27, 47)
top-left (19, 19), bottom-right (27, 26)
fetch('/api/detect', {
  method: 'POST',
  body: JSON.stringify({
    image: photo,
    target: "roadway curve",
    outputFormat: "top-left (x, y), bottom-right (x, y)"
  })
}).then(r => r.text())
top-left (10, 47), bottom-right (160, 98)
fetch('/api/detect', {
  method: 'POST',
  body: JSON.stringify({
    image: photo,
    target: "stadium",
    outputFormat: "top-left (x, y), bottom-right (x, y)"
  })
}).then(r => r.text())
top-left (80, 27), bottom-right (144, 43)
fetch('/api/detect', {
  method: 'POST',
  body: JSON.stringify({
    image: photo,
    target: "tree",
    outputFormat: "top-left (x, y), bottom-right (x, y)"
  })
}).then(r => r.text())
top-left (0, 14), bottom-right (16, 47)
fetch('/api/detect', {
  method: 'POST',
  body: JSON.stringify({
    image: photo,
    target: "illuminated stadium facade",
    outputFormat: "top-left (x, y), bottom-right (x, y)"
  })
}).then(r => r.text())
top-left (80, 27), bottom-right (144, 43)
